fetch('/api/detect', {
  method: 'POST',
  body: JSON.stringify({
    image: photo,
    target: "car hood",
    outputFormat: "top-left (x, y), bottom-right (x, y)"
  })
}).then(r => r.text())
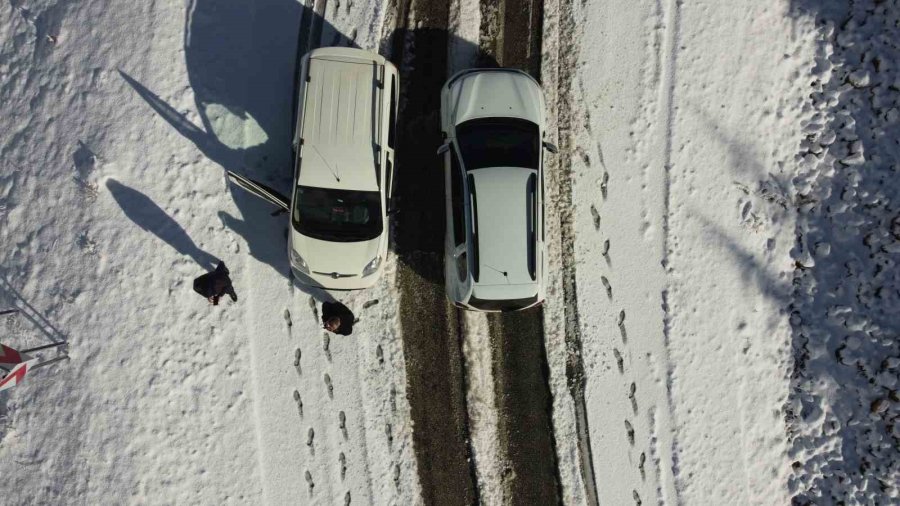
top-left (446, 70), bottom-right (544, 127)
top-left (291, 229), bottom-right (381, 276)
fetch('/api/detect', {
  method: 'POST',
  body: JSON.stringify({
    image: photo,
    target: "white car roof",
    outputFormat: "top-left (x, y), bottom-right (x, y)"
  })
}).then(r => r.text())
top-left (469, 166), bottom-right (539, 290)
top-left (298, 50), bottom-right (383, 192)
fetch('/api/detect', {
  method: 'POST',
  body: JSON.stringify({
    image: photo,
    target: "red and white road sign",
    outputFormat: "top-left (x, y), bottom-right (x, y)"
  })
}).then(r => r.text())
top-left (0, 344), bottom-right (38, 392)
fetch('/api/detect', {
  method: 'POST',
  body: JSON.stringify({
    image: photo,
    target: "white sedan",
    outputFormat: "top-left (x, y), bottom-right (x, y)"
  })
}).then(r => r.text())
top-left (438, 68), bottom-right (557, 311)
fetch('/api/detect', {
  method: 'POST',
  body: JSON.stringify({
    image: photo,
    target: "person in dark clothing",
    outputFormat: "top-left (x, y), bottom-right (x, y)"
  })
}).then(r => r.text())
top-left (193, 261), bottom-right (238, 305)
top-left (321, 301), bottom-right (354, 336)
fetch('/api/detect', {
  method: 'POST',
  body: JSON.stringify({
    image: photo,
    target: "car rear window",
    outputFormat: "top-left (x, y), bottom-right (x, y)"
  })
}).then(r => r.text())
top-left (456, 118), bottom-right (539, 170)
top-left (468, 294), bottom-right (538, 312)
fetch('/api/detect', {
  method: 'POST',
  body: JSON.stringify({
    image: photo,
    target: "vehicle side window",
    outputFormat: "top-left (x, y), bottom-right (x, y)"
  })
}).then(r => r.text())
top-left (387, 77), bottom-right (397, 149)
top-left (450, 149), bottom-right (465, 247)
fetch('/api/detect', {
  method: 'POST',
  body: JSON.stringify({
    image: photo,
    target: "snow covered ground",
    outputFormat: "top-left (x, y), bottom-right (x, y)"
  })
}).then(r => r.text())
top-left (2, 0), bottom-right (898, 504)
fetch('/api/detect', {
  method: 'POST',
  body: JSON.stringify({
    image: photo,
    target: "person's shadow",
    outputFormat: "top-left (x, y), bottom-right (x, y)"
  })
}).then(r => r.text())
top-left (106, 179), bottom-right (218, 270)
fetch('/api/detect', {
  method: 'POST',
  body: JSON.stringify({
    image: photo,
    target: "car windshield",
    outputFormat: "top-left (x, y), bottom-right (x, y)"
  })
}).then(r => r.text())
top-left (292, 186), bottom-right (382, 242)
top-left (455, 118), bottom-right (539, 170)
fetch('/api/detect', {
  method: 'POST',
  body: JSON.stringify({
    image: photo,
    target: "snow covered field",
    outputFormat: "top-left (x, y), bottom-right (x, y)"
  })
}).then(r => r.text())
top-left (2, 0), bottom-right (898, 504)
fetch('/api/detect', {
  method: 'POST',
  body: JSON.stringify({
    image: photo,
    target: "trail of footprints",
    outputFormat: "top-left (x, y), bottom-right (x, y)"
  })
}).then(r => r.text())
top-left (594, 171), bottom-right (645, 505)
top-left (286, 296), bottom-right (401, 502)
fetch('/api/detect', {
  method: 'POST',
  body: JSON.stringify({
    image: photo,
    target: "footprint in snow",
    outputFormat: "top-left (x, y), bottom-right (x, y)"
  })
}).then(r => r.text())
top-left (284, 308), bottom-right (292, 328)
top-left (590, 205), bottom-right (601, 230)
top-left (73, 140), bottom-right (97, 176)
top-left (307, 427), bottom-right (315, 454)
top-left (602, 239), bottom-right (611, 264)
top-left (309, 296), bottom-right (318, 321)
top-left (618, 310), bottom-right (628, 343)
top-left (601, 172), bottom-right (609, 200)
top-left (385, 423), bottom-right (393, 448)
top-left (390, 385), bottom-right (397, 412)
top-left (628, 382), bottom-right (638, 414)
top-left (625, 420), bottom-right (635, 446)
top-left (596, 141), bottom-right (607, 170)
top-left (339, 411), bottom-right (348, 440)
top-left (323, 334), bottom-right (332, 362)
top-left (638, 452), bottom-right (646, 481)
top-left (393, 463), bottom-right (401, 489)
top-left (601, 276), bottom-right (613, 299)
top-left (294, 349), bottom-right (302, 375)
top-left (633, 490), bottom-right (642, 505)
top-left (344, 491), bottom-right (351, 506)
top-left (324, 374), bottom-right (334, 399)
top-left (293, 390), bottom-right (304, 417)
top-left (305, 470), bottom-right (314, 493)
top-left (363, 299), bottom-right (379, 310)
top-left (613, 349), bottom-right (624, 374)
top-left (376, 345), bottom-right (384, 367)
top-left (339, 452), bottom-right (347, 481)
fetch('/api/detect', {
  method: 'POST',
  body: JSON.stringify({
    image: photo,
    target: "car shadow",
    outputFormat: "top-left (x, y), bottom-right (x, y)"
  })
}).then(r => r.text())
top-left (121, 1), bottom-right (493, 290)
top-left (120, 1), bottom-right (361, 300)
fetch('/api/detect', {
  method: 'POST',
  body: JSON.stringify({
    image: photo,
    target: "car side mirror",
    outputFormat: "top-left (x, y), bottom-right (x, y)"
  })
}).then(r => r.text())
top-left (436, 142), bottom-right (451, 156)
top-left (542, 141), bottom-right (558, 154)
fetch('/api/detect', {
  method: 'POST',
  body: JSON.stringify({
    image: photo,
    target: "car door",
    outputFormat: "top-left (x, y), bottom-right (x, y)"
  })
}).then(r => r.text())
top-left (227, 171), bottom-right (290, 213)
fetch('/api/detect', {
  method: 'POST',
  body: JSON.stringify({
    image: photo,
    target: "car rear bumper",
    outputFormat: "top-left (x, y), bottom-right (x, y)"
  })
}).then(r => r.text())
top-left (451, 294), bottom-right (545, 313)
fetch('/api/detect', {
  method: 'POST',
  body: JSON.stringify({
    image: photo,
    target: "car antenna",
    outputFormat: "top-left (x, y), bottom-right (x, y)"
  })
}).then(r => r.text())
top-left (311, 145), bottom-right (340, 182)
top-left (483, 264), bottom-right (509, 281)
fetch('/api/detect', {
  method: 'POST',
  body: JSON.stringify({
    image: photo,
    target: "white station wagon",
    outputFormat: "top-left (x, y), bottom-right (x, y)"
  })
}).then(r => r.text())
top-left (438, 68), bottom-right (557, 312)
top-left (229, 47), bottom-right (399, 290)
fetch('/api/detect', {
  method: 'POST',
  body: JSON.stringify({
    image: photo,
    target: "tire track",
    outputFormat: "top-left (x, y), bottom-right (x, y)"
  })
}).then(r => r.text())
top-left (658, 0), bottom-right (682, 501)
top-left (479, 0), bottom-right (563, 502)
top-left (550, 0), bottom-right (600, 503)
top-left (387, 0), bottom-right (479, 503)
